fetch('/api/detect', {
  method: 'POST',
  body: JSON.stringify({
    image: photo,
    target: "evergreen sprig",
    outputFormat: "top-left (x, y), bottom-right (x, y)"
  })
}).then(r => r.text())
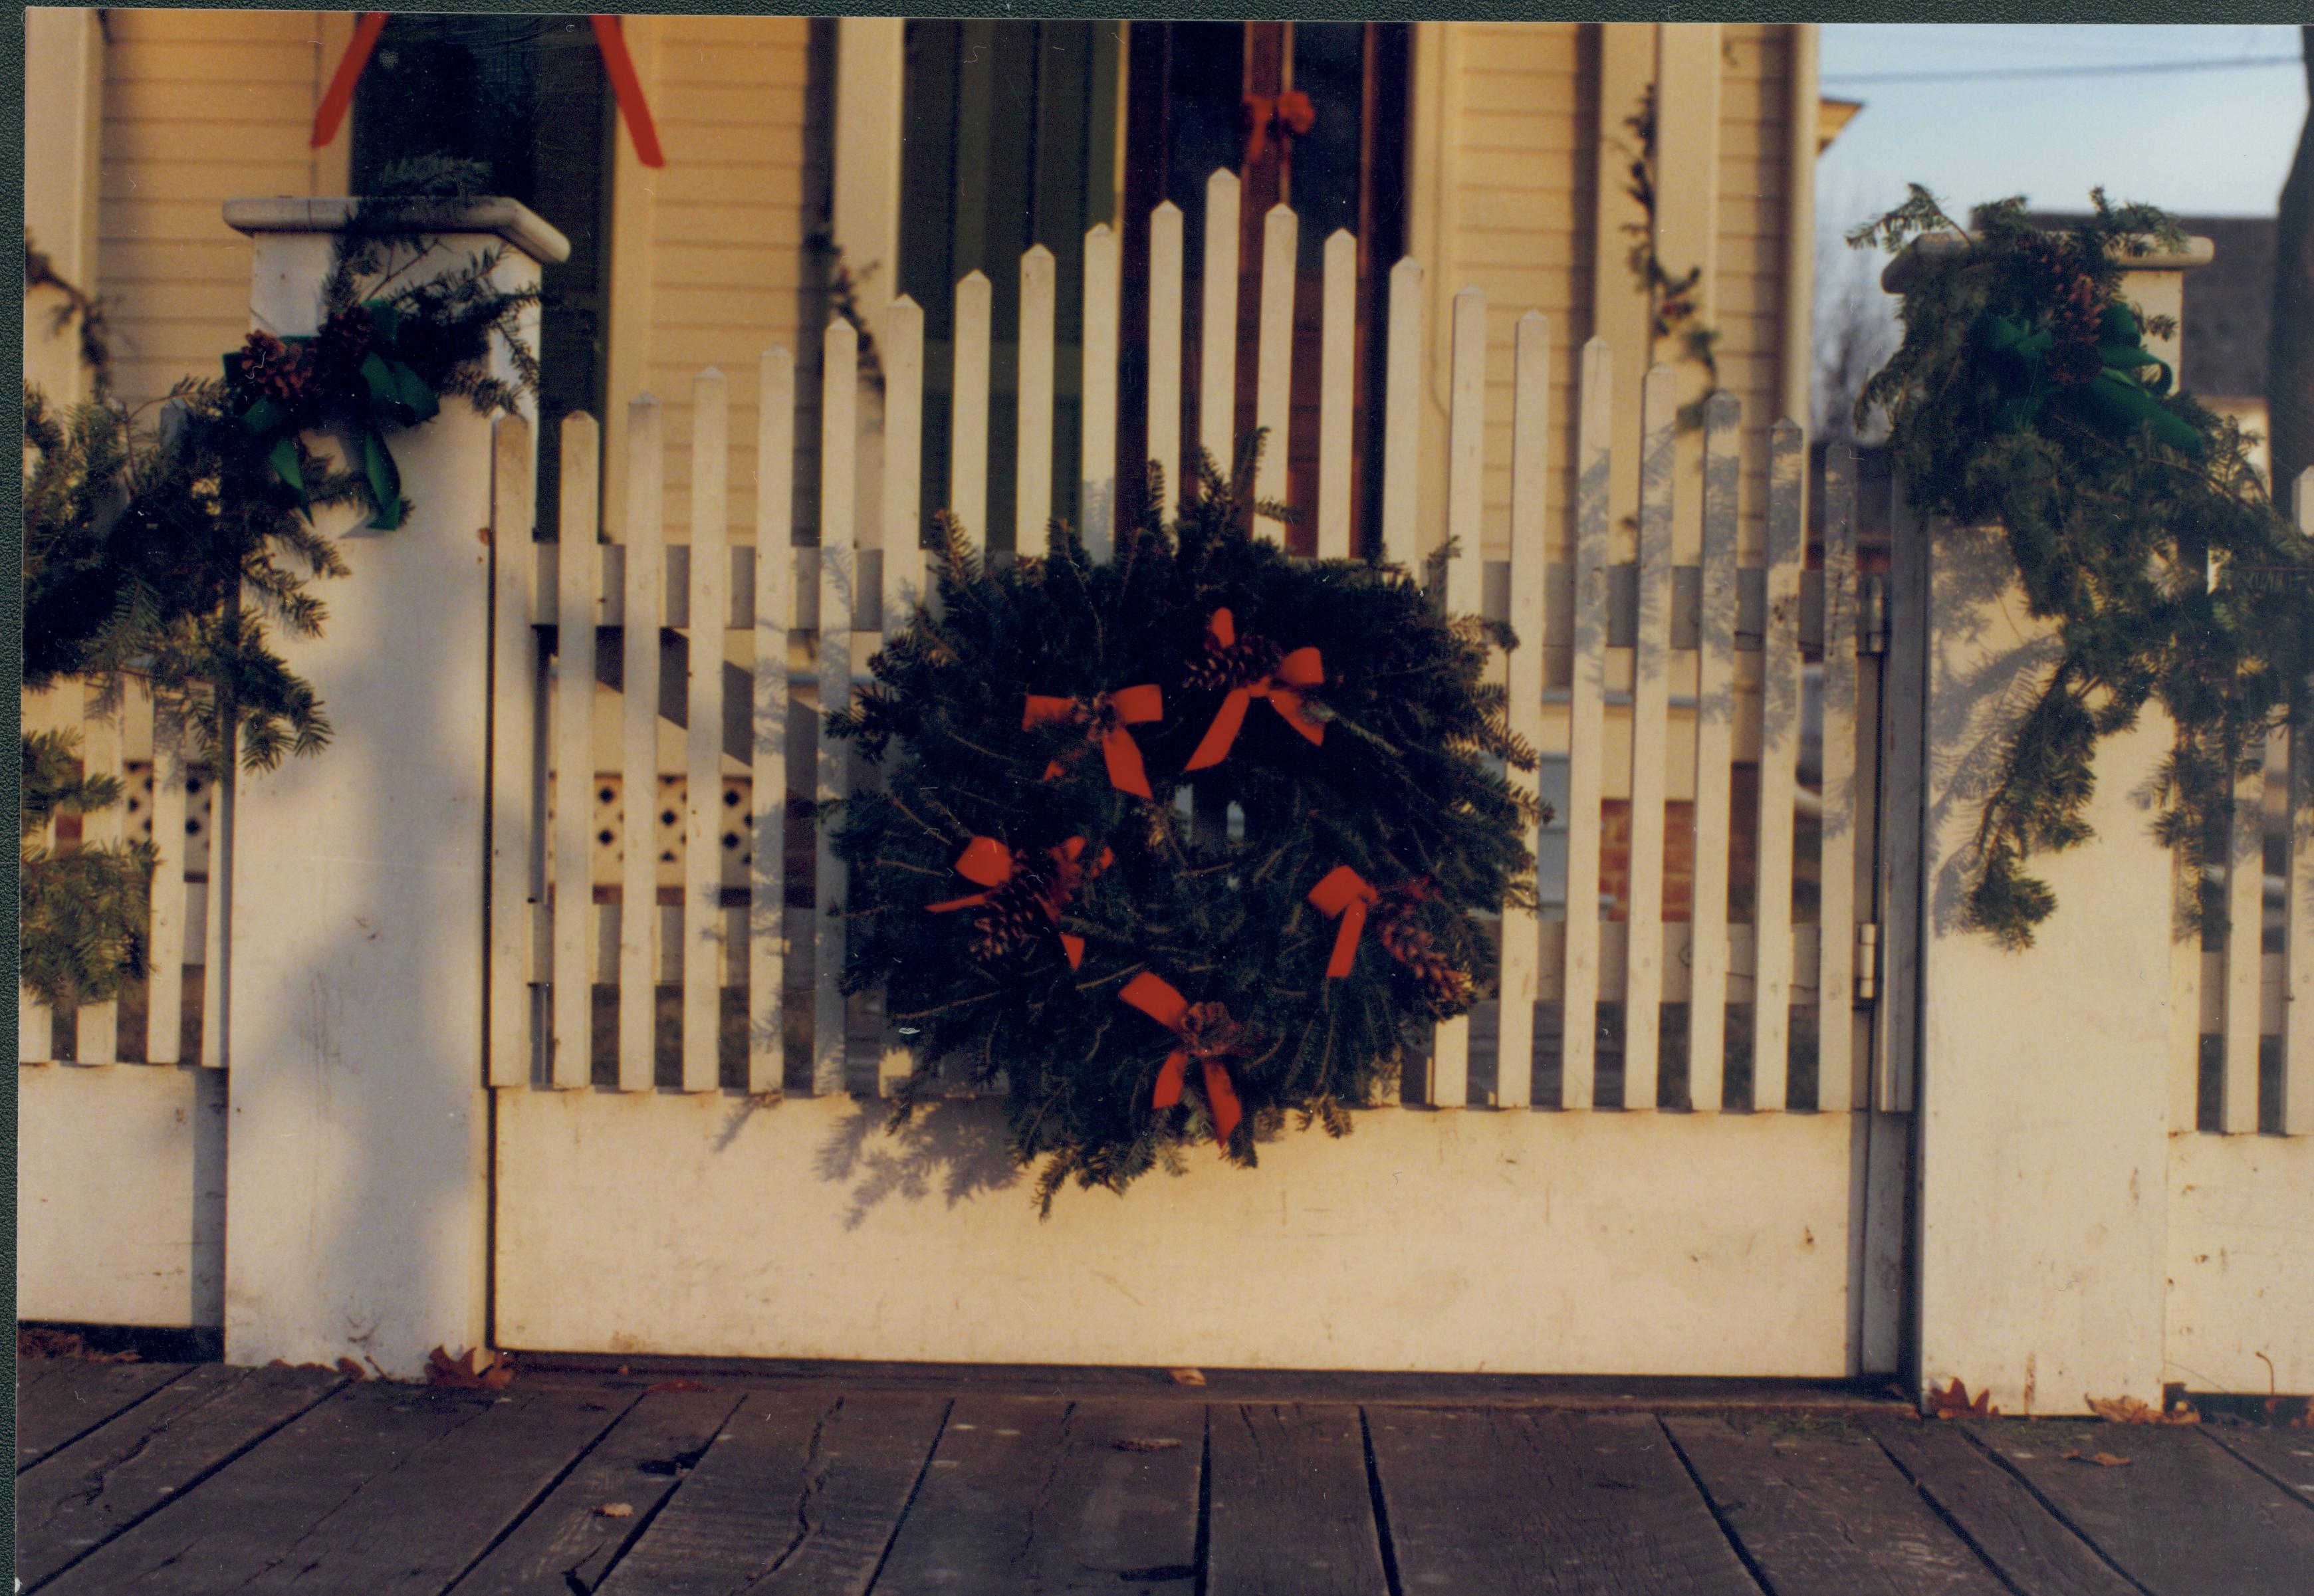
top-left (829, 435), bottom-right (1542, 1209)
top-left (1855, 187), bottom-right (2314, 946)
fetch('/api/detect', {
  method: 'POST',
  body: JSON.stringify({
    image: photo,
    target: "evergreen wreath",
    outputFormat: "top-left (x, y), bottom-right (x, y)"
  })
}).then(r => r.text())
top-left (1853, 188), bottom-right (2314, 947)
top-left (828, 439), bottom-right (1544, 1209)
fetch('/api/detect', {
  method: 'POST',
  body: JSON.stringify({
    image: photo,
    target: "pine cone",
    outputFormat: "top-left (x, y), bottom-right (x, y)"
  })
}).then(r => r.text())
top-left (1186, 627), bottom-right (1284, 692)
top-left (2012, 233), bottom-right (2105, 385)
top-left (1373, 885), bottom-right (1475, 1012)
top-left (233, 331), bottom-right (310, 405)
top-left (314, 306), bottom-right (378, 382)
top-left (1177, 1001), bottom-right (1246, 1060)
top-left (967, 851), bottom-right (1061, 960)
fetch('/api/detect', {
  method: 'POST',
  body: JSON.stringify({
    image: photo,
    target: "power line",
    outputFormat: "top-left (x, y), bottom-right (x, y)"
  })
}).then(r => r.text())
top-left (1823, 54), bottom-right (2303, 86)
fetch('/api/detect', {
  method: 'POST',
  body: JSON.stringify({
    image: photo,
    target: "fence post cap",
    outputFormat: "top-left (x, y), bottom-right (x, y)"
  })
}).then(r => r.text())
top-left (1880, 229), bottom-right (2212, 294)
top-left (221, 196), bottom-right (572, 267)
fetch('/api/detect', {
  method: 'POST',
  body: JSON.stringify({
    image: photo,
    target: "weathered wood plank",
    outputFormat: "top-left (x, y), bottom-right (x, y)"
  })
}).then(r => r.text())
top-left (683, 368), bottom-right (732, 1094)
top-left (145, 704), bottom-right (189, 1065)
top-left (1017, 245), bottom-right (1058, 546)
top-left (1316, 229), bottom-right (1356, 562)
top-left (1147, 203), bottom-right (1185, 512)
top-left (1253, 203), bottom-right (1297, 544)
top-left (1207, 1405), bottom-right (1386, 1596)
top-left (1624, 366), bottom-right (1678, 1110)
top-left (76, 694), bottom-right (124, 1060)
top-left (1751, 423), bottom-right (1806, 1111)
top-left (552, 412), bottom-right (602, 1090)
top-left (1369, 1407), bottom-right (1758, 1595)
top-left (488, 414), bottom-right (540, 1087)
top-left (814, 320), bottom-right (860, 1096)
top-left (1865, 1417), bottom-right (2137, 1596)
top-left (2202, 1423), bottom-right (2314, 1510)
top-left (1079, 225), bottom-right (1119, 562)
top-left (1498, 312), bottom-right (1551, 1109)
top-left (949, 271), bottom-right (992, 544)
top-left (1971, 1419), bottom-right (2314, 1596)
top-left (16, 1366), bottom-right (345, 1589)
top-left (1688, 392), bottom-right (1741, 1111)
top-left (40, 1382), bottom-right (495, 1594)
top-left (441, 1387), bottom-right (741, 1596)
top-left (1379, 257), bottom-right (1422, 571)
top-left (752, 348), bottom-right (796, 1095)
top-left (231, 1385), bottom-right (625, 1593)
top-left (1816, 441), bottom-right (1860, 1112)
top-left (873, 1397), bottom-right (1201, 1594)
top-left (1665, 1413), bottom-right (2009, 1595)
top-left (620, 394), bottom-right (667, 1093)
top-left (1199, 169), bottom-right (1241, 469)
top-left (1562, 339), bottom-right (1614, 1109)
top-left (16, 1361), bottom-right (193, 1472)
top-left (597, 1389), bottom-right (947, 1596)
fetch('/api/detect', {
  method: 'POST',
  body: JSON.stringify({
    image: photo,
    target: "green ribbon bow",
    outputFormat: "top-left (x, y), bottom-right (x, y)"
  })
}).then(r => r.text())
top-left (229, 299), bottom-right (445, 531)
top-left (1977, 302), bottom-right (2204, 457)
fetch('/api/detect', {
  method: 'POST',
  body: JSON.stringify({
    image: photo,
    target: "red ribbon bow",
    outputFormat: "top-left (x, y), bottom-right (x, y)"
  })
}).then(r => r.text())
top-left (1184, 610), bottom-right (1324, 772)
top-left (1023, 685), bottom-right (1164, 799)
top-left (927, 836), bottom-right (1110, 969)
top-left (1307, 866), bottom-right (1380, 979)
top-left (1120, 972), bottom-right (1246, 1145)
top-left (314, 15), bottom-right (665, 168)
top-left (1242, 88), bottom-right (1317, 168)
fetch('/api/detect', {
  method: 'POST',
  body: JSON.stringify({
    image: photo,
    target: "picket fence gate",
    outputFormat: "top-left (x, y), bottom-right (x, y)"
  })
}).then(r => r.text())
top-left (484, 168), bottom-right (1887, 1121)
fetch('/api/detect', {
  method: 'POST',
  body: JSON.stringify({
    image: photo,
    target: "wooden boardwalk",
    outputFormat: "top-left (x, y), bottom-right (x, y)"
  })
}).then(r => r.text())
top-left (14, 1355), bottom-right (2314, 1594)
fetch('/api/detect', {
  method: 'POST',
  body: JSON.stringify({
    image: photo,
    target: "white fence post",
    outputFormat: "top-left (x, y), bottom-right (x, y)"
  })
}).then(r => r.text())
top-left (218, 196), bottom-right (564, 1377)
top-left (1906, 239), bottom-right (2210, 1416)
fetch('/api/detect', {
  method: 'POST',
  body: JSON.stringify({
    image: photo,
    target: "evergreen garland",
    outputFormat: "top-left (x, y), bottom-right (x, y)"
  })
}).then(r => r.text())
top-left (1853, 188), bottom-right (2314, 947)
top-left (20, 160), bottom-right (541, 1010)
top-left (829, 440), bottom-right (1542, 1209)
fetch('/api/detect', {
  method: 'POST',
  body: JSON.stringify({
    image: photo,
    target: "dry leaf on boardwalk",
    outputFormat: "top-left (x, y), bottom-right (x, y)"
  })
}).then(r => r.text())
top-left (1169, 1368), bottom-right (1207, 1387)
top-left (2086, 1393), bottom-right (2198, 1425)
top-left (642, 1378), bottom-right (717, 1395)
top-left (1115, 1436), bottom-right (1184, 1452)
top-left (2062, 1449), bottom-right (2135, 1466)
top-left (427, 1345), bottom-right (515, 1390)
top-left (594, 1502), bottom-right (634, 1518)
top-left (1927, 1377), bottom-right (1996, 1419)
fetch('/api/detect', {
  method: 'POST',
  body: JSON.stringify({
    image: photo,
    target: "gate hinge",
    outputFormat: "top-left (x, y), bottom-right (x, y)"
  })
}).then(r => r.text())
top-left (1855, 922), bottom-right (1881, 1004)
top-left (1859, 576), bottom-right (1890, 655)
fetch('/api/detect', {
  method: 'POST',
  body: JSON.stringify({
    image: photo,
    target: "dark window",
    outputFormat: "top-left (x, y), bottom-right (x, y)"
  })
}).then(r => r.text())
top-left (350, 15), bottom-right (616, 537)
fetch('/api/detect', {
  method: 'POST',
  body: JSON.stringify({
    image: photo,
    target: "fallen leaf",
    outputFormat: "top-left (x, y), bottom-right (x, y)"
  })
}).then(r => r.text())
top-left (427, 1345), bottom-right (516, 1391)
top-left (643, 1379), bottom-right (717, 1395)
top-left (1168, 1368), bottom-right (1207, 1387)
top-left (2086, 1393), bottom-right (2198, 1426)
top-left (336, 1357), bottom-right (368, 1381)
top-left (1927, 1377), bottom-right (1995, 1420)
top-left (1114, 1437), bottom-right (1184, 1452)
top-left (594, 1502), bottom-right (634, 1518)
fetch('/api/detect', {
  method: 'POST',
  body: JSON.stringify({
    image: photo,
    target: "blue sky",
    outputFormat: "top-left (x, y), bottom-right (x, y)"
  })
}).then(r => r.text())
top-left (1818, 25), bottom-right (2309, 233)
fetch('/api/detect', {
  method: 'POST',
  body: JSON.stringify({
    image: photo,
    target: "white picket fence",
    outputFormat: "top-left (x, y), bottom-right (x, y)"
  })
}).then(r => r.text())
top-left (484, 169), bottom-right (1880, 1116)
top-left (18, 685), bottom-right (228, 1070)
top-left (2173, 470), bottom-right (2314, 1137)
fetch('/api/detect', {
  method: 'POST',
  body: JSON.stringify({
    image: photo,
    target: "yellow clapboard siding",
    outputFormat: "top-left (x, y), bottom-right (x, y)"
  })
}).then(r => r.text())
top-left (103, 82), bottom-right (319, 123)
top-left (651, 85), bottom-right (808, 127)
top-left (653, 44), bottom-right (812, 86)
top-left (104, 121), bottom-right (337, 167)
top-left (647, 204), bottom-right (808, 249)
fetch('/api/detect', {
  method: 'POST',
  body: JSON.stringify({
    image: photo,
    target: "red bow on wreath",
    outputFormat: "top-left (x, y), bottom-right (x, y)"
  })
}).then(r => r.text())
top-left (1306, 870), bottom-right (1470, 1009)
top-left (1184, 609), bottom-right (1324, 772)
top-left (927, 836), bottom-right (1110, 969)
top-left (1242, 89), bottom-right (1316, 168)
top-left (1023, 685), bottom-right (1164, 799)
top-left (1120, 972), bottom-right (1247, 1145)
top-left (313, 15), bottom-right (665, 168)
